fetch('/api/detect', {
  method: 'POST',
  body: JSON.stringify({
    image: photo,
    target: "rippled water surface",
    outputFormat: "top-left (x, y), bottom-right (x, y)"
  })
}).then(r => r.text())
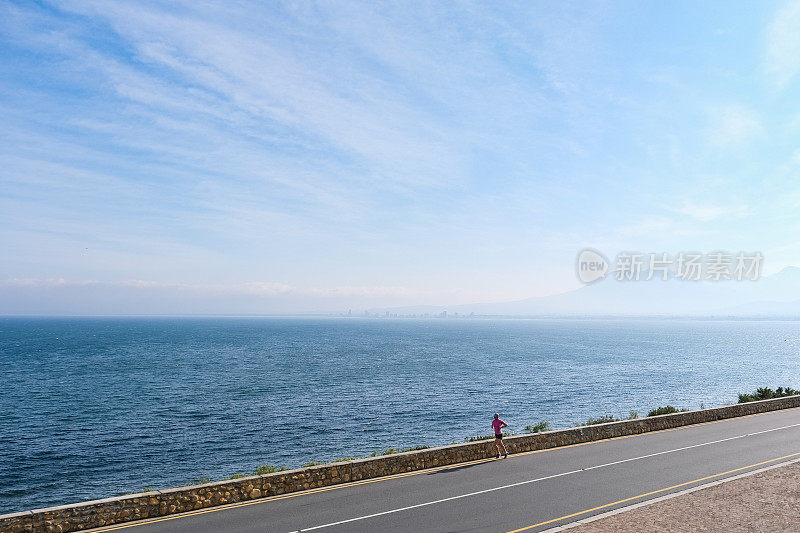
top-left (2, 316), bottom-right (800, 513)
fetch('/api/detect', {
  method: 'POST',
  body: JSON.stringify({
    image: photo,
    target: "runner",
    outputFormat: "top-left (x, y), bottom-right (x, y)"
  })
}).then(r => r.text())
top-left (491, 413), bottom-right (508, 458)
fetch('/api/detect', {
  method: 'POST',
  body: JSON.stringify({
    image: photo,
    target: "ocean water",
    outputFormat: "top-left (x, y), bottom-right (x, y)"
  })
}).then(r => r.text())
top-left (2, 316), bottom-right (800, 514)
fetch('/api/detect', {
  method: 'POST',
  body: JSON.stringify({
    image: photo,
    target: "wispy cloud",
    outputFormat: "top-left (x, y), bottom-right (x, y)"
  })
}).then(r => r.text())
top-left (1, 278), bottom-right (419, 298)
top-left (707, 105), bottom-right (763, 148)
top-left (765, 0), bottom-right (800, 89)
top-left (674, 202), bottom-right (751, 222)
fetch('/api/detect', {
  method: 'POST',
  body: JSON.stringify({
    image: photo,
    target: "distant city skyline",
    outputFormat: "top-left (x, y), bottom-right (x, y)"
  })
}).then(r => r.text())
top-left (3, 1), bottom-right (800, 314)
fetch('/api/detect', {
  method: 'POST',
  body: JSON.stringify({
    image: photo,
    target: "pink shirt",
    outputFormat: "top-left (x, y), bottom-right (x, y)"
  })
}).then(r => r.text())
top-left (492, 419), bottom-right (505, 434)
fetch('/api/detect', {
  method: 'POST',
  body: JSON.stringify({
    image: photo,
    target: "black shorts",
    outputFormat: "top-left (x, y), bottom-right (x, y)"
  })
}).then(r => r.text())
top-left (495, 434), bottom-right (503, 439)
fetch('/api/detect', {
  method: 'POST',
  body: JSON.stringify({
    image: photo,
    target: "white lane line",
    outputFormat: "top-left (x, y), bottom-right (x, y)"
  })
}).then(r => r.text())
top-left (582, 421), bottom-right (800, 472)
top-left (293, 468), bottom-right (585, 532)
top-left (290, 421), bottom-right (800, 532)
top-left (540, 456), bottom-right (800, 532)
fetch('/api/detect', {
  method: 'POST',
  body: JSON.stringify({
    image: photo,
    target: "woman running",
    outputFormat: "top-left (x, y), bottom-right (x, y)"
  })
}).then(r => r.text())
top-left (491, 413), bottom-right (508, 458)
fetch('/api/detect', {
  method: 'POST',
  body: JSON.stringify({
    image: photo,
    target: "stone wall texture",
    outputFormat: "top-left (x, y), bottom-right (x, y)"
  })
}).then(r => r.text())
top-left (3, 395), bottom-right (800, 532)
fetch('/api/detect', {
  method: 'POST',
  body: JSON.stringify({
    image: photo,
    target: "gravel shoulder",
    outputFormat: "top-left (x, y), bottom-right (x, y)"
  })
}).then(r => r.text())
top-left (561, 460), bottom-right (800, 532)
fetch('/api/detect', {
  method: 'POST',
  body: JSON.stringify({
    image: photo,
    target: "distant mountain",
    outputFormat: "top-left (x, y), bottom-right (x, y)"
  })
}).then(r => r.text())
top-left (372, 266), bottom-right (800, 317)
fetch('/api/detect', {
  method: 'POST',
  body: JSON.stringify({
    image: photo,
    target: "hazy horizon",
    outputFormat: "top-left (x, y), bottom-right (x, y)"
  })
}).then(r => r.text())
top-left (2, 264), bottom-right (800, 316)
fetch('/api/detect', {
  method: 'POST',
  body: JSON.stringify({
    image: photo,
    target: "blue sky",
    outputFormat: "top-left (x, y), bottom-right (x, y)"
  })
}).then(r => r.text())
top-left (2, 1), bottom-right (800, 313)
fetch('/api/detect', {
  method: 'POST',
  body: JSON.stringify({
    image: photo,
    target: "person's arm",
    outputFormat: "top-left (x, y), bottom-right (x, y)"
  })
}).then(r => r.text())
top-left (501, 421), bottom-right (508, 429)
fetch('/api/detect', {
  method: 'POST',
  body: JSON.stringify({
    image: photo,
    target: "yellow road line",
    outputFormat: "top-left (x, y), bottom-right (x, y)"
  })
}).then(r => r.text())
top-left (88, 406), bottom-right (800, 532)
top-left (505, 451), bottom-right (800, 533)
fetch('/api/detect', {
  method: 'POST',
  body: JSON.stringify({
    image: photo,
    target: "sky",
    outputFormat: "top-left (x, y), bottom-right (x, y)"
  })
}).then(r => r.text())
top-left (2, 1), bottom-right (800, 314)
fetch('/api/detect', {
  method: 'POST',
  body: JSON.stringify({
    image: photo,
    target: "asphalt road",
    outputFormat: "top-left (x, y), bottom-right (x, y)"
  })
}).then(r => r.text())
top-left (91, 407), bottom-right (800, 533)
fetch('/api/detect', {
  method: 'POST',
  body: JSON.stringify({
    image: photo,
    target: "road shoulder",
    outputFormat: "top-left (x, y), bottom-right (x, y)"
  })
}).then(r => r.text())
top-left (548, 458), bottom-right (800, 532)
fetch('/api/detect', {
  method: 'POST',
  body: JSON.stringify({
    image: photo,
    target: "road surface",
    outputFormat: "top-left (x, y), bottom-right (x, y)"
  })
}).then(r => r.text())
top-left (90, 407), bottom-right (800, 533)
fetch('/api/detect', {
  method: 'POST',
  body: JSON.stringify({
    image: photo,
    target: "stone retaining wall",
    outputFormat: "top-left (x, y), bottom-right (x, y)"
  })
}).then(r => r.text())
top-left (4, 395), bottom-right (800, 533)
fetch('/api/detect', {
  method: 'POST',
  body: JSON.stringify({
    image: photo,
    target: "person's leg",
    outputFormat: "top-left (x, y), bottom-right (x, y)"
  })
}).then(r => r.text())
top-left (499, 439), bottom-right (508, 457)
top-left (494, 437), bottom-right (501, 457)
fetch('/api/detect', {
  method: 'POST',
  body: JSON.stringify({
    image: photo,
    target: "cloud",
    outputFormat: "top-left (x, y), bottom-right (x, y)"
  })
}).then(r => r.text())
top-left (0, 1), bottom-right (593, 250)
top-left (44, 0), bottom-right (476, 190)
top-left (3, 278), bottom-right (69, 287)
top-left (765, 0), bottom-right (800, 89)
top-left (674, 202), bottom-right (751, 222)
top-left (707, 105), bottom-right (763, 147)
top-left (0, 278), bottom-right (418, 298)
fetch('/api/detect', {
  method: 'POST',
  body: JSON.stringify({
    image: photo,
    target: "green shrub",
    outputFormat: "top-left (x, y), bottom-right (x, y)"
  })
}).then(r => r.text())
top-left (647, 405), bottom-right (687, 417)
top-left (575, 415), bottom-right (619, 427)
top-left (371, 445), bottom-right (430, 457)
top-left (738, 387), bottom-right (800, 403)
top-left (627, 411), bottom-right (639, 420)
top-left (193, 477), bottom-right (212, 485)
top-left (525, 421), bottom-right (551, 433)
top-left (254, 464), bottom-right (286, 475)
top-left (302, 461), bottom-right (326, 468)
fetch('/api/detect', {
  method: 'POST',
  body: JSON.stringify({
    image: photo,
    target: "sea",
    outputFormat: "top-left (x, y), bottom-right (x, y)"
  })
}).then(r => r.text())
top-left (2, 316), bottom-right (799, 514)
